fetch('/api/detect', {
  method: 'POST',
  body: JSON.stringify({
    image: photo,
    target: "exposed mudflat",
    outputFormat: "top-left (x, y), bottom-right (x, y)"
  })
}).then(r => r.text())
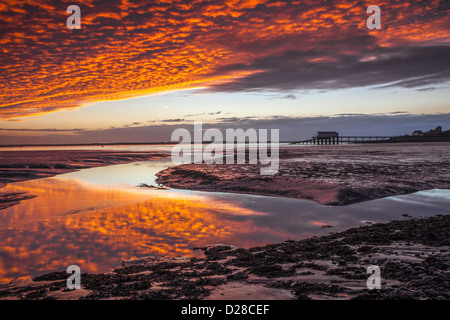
top-left (0, 150), bottom-right (168, 209)
top-left (1, 215), bottom-right (448, 300)
top-left (0, 190), bottom-right (36, 211)
top-left (0, 150), bottom-right (168, 184)
top-left (156, 143), bottom-right (450, 205)
top-left (1, 145), bottom-right (448, 300)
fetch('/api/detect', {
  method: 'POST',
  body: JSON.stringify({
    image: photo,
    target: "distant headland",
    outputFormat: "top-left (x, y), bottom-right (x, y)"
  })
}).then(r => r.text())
top-left (388, 126), bottom-right (450, 143)
top-left (293, 126), bottom-right (450, 145)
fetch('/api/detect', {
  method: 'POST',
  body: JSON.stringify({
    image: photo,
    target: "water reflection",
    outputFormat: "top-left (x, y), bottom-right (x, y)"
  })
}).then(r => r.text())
top-left (58, 158), bottom-right (175, 187)
top-left (0, 178), bottom-right (288, 282)
top-left (1, 160), bottom-right (450, 283)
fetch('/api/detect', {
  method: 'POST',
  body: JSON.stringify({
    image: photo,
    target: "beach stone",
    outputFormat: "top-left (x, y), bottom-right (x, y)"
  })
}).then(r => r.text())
top-left (226, 271), bottom-right (249, 281)
top-left (400, 290), bottom-right (415, 300)
top-left (424, 289), bottom-right (438, 297)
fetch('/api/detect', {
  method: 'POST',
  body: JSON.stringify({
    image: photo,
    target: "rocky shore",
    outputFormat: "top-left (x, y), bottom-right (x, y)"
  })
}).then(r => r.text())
top-left (156, 143), bottom-right (450, 205)
top-left (1, 214), bottom-right (448, 300)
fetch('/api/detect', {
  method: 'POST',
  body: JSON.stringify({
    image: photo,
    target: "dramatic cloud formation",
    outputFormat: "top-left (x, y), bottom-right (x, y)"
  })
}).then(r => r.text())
top-left (209, 45), bottom-right (450, 92)
top-left (1, 0), bottom-right (449, 118)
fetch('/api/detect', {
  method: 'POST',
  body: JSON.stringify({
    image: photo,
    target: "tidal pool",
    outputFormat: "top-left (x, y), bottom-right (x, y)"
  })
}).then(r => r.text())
top-left (1, 158), bottom-right (449, 283)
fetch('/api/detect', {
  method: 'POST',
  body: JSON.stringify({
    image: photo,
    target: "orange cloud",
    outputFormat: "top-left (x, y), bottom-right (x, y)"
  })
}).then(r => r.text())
top-left (0, 0), bottom-right (448, 119)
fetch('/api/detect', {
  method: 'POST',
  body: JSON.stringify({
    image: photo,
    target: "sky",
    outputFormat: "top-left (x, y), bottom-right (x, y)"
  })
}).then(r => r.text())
top-left (0, 0), bottom-right (449, 144)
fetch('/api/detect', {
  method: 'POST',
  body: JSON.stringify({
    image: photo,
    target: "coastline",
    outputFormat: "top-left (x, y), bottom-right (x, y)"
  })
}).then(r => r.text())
top-left (156, 143), bottom-right (450, 206)
top-left (0, 150), bottom-right (169, 210)
top-left (1, 214), bottom-right (448, 300)
top-left (0, 145), bottom-right (449, 300)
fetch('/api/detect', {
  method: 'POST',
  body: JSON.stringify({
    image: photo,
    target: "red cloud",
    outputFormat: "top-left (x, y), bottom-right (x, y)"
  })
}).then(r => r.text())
top-left (0, 0), bottom-right (448, 118)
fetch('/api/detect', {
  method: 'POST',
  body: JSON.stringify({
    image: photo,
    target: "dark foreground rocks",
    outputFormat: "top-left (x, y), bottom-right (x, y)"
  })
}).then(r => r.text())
top-left (1, 214), bottom-right (448, 300)
top-left (156, 143), bottom-right (450, 205)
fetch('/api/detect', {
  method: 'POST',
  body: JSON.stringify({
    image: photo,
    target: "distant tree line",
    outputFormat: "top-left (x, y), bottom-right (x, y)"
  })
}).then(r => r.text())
top-left (411, 126), bottom-right (450, 137)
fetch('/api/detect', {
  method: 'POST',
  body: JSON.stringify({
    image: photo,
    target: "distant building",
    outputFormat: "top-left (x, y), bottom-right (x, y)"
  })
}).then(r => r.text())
top-left (411, 126), bottom-right (447, 137)
top-left (317, 131), bottom-right (339, 138)
top-left (315, 131), bottom-right (339, 145)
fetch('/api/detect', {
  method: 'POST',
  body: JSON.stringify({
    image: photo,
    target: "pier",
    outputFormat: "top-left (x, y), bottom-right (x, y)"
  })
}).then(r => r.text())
top-left (293, 131), bottom-right (392, 145)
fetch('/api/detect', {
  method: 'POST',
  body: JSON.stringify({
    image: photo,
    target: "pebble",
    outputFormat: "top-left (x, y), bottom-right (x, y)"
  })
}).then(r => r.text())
top-left (424, 289), bottom-right (438, 297)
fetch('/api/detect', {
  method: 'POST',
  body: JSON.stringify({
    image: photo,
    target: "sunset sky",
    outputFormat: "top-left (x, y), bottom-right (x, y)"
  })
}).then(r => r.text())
top-left (1, 0), bottom-right (449, 143)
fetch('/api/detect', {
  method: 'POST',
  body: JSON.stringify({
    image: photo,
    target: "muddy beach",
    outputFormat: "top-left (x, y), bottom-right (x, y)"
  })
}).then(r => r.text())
top-left (156, 143), bottom-right (450, 206)
top-left (0, 150), bottom-right (168, 209)
top-left (0, 214), bottom-right (448, 300)
top-left (0, 145), bottom-right (449, 300)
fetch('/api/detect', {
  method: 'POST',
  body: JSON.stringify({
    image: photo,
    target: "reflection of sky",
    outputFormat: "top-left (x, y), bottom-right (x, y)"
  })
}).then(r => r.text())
top-left (205, 190), bottom-right (450, 236)
top-left (59, 158), bottom-right (175, 187)
top-left (0, 159), bottom-right (449, 283)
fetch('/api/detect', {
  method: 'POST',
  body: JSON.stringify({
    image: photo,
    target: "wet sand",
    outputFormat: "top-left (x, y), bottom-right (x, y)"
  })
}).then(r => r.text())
top-left (1, 214), bottom-right (448, 300)
top-left (156, 143), bottom-right (450, 205)
top-left (0, 145), bottom-right (449, 300)
top-left (0, 150), bottom-right (168, 209)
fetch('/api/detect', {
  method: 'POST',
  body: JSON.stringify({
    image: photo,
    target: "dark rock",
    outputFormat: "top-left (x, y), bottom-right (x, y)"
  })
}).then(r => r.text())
top-left (249, 264), bottom-right (295, 278)
top-left (33, 271), bottom-right (68, 282)
top-left (424, 289), bottom-right (438, 297)
top-left (226, 271), bottom-right (249, 281)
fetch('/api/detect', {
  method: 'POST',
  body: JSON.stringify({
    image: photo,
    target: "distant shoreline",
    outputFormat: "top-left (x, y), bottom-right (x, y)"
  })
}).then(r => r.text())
top-left (0, 142), bottom-right (175, 148)
top-left (382, 136), bottom-right (450, 143)
top-left (2, 137), bottom-right (450, 148)
top-left (350, 136), bottom-right (450, 144)
top-left (0, 141), bottom-right (290, 147)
